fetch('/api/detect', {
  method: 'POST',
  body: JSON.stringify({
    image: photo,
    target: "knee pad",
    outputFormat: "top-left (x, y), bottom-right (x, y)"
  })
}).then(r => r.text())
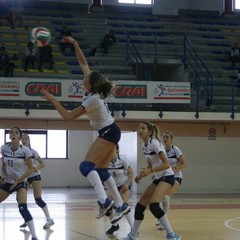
top-left (149, 202), bottom-right (165, 219)
top-left (96, 168), bottom-right (110, 182)
top-left (18, 203), bottom-right (33, 222)
top-left (161, 195), bottom-right (170, 212)
top-left (35, 197), bottom-right (46, 208)
top-left (79, 161), bottom-right (95, 177)
top-left (134, 203), bottom-right (146, 220)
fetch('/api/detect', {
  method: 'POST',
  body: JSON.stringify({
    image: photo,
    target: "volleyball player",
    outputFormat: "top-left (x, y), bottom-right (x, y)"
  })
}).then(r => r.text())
top-left (155, 131), bottom-right (187, 230)
top-left (105, 144), bottom-right (134, 235)
top-left (0, 127), bottom-right (39, 240)
top-left (40, 36), bottom-right (130, 224)
top-left (120, 122), bottom-right (180, 240)
top-left (19, 133), bottom-right (54, 230)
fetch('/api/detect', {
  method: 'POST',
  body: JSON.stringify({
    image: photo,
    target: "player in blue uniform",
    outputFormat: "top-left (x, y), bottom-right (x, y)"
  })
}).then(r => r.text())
top-left (40, 36), bottom-right (130, 224)
top-left (0, 127), bottom-right (39, 240)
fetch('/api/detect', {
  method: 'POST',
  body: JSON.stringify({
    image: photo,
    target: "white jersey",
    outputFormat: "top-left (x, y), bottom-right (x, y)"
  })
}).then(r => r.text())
top-left (81, 93), bottom-right (114, 130)
top-left (166, 145), bottom-right (183, 178)
top-left (1, 143), bottom-right (33, 184)
top-left (141, 138), bottom-right (174, 179)
top-left (28, 147), bottom-right (41, 178)
top-left (108, 155), bottom-right (130, 187)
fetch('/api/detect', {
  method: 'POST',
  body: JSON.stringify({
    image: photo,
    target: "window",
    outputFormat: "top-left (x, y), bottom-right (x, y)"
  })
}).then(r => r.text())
top-left (234, 0), bottom-right (240, 9)
top-left (118, 0), bottom-right (152, 5)
top-left (4, 129), bottom-right (68, 159)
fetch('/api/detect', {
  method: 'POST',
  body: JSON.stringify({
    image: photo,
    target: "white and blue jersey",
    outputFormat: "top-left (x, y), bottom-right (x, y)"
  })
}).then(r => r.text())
top-left (81, 93), bottom-right (114, 130)
top-left (1, 143), bottom-right (33, 184)
top-left (108, 155), bottom-right (130, 187)
top-left (142, 138), bottom-right (174, 179)
top-left (166, 145), bottom-right (183, 179)
top-left (28, 147), bottom-right (41, 178)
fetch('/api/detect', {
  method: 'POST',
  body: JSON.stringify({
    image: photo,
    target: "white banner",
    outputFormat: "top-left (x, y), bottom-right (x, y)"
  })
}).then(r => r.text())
top-left (0, 78), bottom-right (191, 104)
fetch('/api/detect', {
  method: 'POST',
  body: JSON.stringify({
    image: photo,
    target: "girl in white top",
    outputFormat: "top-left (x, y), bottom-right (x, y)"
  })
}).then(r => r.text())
top-left (40, 36), bottom-right (130, 225)
top-left (105, 144), bottom-right (134, 235)
top-left (19, 133), bottom-right (54, 230)
top-left (0, 127), bottom-right (39, 240)
top-left (121, 122), bottom-right (180, 240)
top-left (156, 131), bottom-right (187, 230)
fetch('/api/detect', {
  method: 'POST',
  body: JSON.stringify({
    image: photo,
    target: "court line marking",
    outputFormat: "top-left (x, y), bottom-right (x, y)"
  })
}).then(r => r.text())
top-left (224, 217), bottom-right (240, 231)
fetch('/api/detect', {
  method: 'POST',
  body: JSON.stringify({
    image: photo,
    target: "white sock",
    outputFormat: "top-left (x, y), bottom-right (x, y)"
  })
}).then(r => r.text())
top-left (87, 170), bottom-right (107, 204)
top-left (160, 214), bottom-right (173, 234)
top-left (161, 195), bottom-right (170, 214)
top-left (125, 210), bottom-right (134, 228)
top-left (103, 176), bottom-right (123, 207)
top-left (131, 219), bottom-right (142, 236)
top-left (26, 219), bottom-right (37, 238)
top-left (41, 205), bottom-right (51, 220)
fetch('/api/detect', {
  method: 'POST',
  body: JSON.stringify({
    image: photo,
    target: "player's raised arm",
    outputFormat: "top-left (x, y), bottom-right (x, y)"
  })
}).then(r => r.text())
top-left (61, 36), bottom-right (91, 77)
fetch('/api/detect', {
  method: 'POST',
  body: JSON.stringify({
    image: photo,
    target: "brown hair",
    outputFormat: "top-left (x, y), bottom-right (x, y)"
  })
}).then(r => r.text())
top-left (163, 131), bottom-right (174, 140)
top-left (89, 71), bottom-right (113, 99)
top-left (141, 121), bottom-right (161, 142)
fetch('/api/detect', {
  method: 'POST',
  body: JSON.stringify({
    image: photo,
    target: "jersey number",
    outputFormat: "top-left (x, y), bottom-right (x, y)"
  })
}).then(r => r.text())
top-left (7, 160), bottom-right (13, 167)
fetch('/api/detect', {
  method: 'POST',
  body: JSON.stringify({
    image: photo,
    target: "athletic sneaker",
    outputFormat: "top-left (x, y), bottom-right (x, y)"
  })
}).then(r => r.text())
top-left (106, 224), bottom-right (120, 234)
top-left (166, 232), bottom-right (181, 240)
top-left (32, 238), bottom-right (39, 240)
top-left (19, 222), bottom-right (27, 228)
top-left (43, 219), bottom-right (54, 229)
top-left (119, 233), bottom-right (138, 240)
top-left (96, 197), bottom-right (114, 219)
top-left (111, 203), bottom-right (131, 224)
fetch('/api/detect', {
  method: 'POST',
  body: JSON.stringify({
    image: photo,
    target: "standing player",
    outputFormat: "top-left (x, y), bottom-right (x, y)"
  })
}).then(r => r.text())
top-left (121, 122), bottom-right (180, 240)
top-left (156, 131), bottom-right (187, 230)
top-left (105, 144), bottom-right (134, 235)
top-left (19, 133), bottom-right (54, 230)
top-left (40, 36), bottom-right (130, 224)
top-left (0, 127), bottom-right (39, 240)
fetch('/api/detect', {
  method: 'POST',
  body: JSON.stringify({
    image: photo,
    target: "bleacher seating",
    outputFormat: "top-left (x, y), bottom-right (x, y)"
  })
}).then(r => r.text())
top-left (1, 1), bottom-right (240, 110)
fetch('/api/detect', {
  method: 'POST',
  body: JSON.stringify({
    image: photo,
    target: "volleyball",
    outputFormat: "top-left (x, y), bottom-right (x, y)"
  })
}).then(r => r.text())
top-left (30, 27), bottom-right (51, 47)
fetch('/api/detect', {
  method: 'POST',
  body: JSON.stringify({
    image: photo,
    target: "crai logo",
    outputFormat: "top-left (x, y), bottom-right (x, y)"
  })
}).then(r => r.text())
top-left (114, 84), bottom-right (147, 98)
top-left (25, 82), bottom-right (61, 96)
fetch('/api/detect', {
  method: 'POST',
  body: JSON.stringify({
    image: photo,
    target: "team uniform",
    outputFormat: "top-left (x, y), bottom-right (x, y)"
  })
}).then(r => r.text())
top-left (19, 146), bottom-right (54, 230)
top-left (1, 143), bottom-right (32, 193)
top-left (26, 147), bottom-right (42, 184)
top-left (166, 145), bottom-right (183, 184)
top-left (142, 137), bottom-right (175, 187)
top-left (79, 92), bottom-right (130, 224)
top-left (81, 92), bottom-right (120, 144)
top-left (108, 155), bottom-right (131, 190)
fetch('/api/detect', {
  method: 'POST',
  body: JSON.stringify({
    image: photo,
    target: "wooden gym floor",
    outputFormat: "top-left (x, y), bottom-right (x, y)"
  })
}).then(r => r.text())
top-left (0, 188), bottom-right (240, 240)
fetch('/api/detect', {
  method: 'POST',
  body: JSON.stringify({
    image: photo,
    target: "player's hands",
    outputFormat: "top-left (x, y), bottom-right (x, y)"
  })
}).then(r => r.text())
top-left (0, 176), bottom-right (6, 185)
top-left (9, 179), bottom-right (19, 191)
top-left (121, 184), bottom-right (129, 192)
top-left (61, 36), bottom-right (76, 44)
top-left (40, 89), bottom-right (56, 102)
top-left (134, 175), bottom-right (142, 184)
top-left (139, 167), bottom-right (152, 177)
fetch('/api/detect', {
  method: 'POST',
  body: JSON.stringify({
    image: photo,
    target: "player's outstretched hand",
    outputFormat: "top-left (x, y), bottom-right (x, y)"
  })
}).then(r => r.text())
top-left (40, 89), bottom-right (56, 102)
top-left (61, 36), bottom-right (76, 45)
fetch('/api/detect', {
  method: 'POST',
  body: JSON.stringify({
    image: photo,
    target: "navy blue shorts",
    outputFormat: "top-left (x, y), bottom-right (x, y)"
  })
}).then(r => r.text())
top-left (27, 174), bottom-right (41, 184)
top-left (0, 182), bottom-right (27, 194)
top-left (118, 183), bottom-right (132, 192)
top-left (152, 175), bottom-right (175, 187)
top-left (98, 122), bottom-right (121, 145)
top-left (175, 177), bottom-right (182, 185)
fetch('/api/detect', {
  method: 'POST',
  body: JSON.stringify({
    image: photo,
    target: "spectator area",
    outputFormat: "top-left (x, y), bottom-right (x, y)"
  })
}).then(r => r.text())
top-left (0, 2), bottom-right (240, 109)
